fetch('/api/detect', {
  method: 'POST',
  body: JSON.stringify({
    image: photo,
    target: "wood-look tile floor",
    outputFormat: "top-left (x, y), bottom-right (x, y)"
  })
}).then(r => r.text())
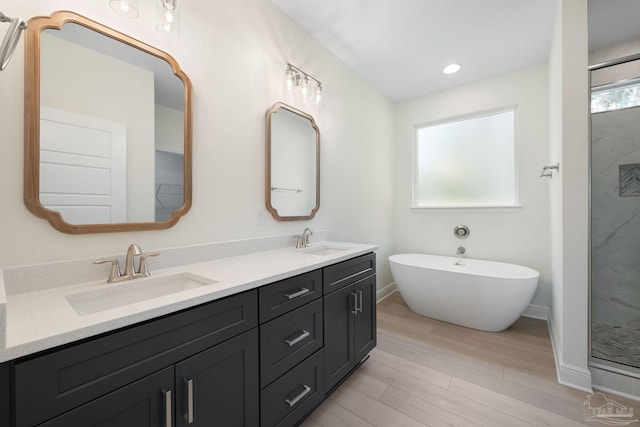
top-left (301, 292), bottom-right (640, 426)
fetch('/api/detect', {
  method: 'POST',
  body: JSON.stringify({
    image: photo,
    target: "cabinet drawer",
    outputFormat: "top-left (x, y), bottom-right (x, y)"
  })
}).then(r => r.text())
top-left (260, 299), bottom-right (323, 387)
top-left (14, 290), bottom-right (257, 427)
top-left (323, 252), bottom-right (376, 294)
top-left (259, 269), bottom-right (322, 323)
top-left (260, 349), bottom-right (324, 427)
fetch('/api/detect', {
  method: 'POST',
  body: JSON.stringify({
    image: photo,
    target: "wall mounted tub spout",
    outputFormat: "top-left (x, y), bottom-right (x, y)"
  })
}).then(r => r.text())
top-left (457, 246), bottom-right (466, 256)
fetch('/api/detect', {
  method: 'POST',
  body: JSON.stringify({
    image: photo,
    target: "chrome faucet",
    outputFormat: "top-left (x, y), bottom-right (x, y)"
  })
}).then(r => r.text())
top-left (294, 227), bottom-right (315, 248)
top-left (94, 244), bottom-right (159, 283)
top-left (123, 244), bottom-right (143, 278)
top-left (457, 246), bottom-right (466, 257)
top-left (301, 227), bottom-right (314, 247)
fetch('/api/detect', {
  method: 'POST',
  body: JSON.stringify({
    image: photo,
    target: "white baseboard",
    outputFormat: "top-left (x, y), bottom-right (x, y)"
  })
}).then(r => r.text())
top-left (522, 304), bottom-right (549, 320)
top-left (376, 282), bottom-right (397, 303)
top-left (547, 311), bottom-right (593, 392)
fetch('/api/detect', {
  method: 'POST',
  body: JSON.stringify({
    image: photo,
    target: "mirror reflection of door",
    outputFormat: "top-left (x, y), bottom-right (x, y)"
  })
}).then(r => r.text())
top-left (39, 106), bottom-right (127, 224)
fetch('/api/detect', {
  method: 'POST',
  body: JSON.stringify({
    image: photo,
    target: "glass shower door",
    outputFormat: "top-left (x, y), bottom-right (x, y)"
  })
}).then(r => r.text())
top-left (591, 67), bottom-right (640, 371)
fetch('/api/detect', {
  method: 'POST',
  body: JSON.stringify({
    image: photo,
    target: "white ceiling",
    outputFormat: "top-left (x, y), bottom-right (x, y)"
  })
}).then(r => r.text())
top-left (271, 0), bottom-right (640, 102)
top-left (270, 0), bottom-right (559, 102)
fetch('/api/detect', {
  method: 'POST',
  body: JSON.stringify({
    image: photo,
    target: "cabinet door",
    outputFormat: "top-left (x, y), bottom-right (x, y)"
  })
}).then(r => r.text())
top-left (175, 329), bottom-right (259, 427)
top-left (354, 275), bottom-right (377, 363)
top-left (323, 283), bottom-right (357, 393)
top-left (39, 366), bottom-right (174, 427)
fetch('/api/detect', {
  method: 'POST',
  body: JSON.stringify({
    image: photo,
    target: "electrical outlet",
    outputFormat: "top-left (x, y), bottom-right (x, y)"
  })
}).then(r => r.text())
top-left (257, 207), bottom-right (267, 225)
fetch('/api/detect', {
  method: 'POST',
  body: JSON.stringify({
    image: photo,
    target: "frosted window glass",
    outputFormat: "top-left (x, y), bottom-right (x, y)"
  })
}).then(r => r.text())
top-left (414, 110), bottom-right (515, 207)
top-left (591, 81), bottom-right (640, 113)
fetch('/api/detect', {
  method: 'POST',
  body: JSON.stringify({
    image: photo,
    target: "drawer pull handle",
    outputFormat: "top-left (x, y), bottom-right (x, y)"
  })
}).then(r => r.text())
top-left (285, 385), bottom-right (312, 407)
top-left (185, 378), bottom-right (194, 424)
top-left (284, 288), bottom-right (310, 300)
top-left (163, 388), bottom-right (172, 427)
top-left (284, 330), bottom-right (310, 347)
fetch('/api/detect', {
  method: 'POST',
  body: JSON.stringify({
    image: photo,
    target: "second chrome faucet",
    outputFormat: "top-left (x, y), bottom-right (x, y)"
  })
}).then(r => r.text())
top-left (94, 244), bottom-right (159, 283)
top-left (294, 227), bottom-right (314, 248)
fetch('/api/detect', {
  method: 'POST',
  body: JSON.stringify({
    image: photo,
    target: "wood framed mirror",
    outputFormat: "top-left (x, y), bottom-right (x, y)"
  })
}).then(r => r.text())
top-left (24, 11), bottom-right (192, 234)
top-left (265, 102), bottom-right (320, 221)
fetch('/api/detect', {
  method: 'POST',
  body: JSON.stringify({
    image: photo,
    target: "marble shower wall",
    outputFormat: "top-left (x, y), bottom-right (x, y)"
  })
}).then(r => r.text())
top-left (592, 105), bottom-right (640, 328)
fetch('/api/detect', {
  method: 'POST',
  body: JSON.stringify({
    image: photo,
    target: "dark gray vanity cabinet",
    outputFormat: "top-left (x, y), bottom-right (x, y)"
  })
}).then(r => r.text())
top-left (258, 270), bottom-right (325, 427)
top-left (3, 251), bottom-right (377, 427)
top-left (37, 366), bottom-right (175, 427)
top-left (174, 329), bottom-right (259, 427)
top-left (323, 254), bottom-right (377, 393)
top-left (12, 290), bottom-right (259, 427)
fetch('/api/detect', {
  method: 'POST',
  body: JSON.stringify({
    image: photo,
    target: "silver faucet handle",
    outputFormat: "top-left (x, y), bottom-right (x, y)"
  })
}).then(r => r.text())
top-left (292, 235), bottom-right (304, 249)
top-left (93, 258), bottom-right (122, 283)
top-left (137, 252), bottom-right (159, 276)
top-left (302, 227), bottom-right (314, 247)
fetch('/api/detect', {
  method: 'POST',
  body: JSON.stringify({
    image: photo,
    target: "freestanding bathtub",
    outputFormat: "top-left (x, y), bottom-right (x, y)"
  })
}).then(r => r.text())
top-left (388, 254), bottom-right (539, 332)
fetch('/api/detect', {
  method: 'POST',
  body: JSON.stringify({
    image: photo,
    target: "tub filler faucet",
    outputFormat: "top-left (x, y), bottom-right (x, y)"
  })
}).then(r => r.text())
top-left (457, 246), bottom-right (466, 256)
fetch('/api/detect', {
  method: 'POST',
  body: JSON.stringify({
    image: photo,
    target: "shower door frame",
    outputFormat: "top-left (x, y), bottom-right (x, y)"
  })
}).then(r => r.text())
top-left (589, 52), bottom-right (640, 379)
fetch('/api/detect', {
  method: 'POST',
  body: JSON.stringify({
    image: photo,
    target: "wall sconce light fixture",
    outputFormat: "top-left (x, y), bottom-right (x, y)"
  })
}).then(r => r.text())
top-left (109, 0), bottom-right (139, 18)
top-left (0, 10), bottom-right (27, 71)
top-left (285, 63), bottom-right (323, 107)
top-left (109, 0), bottom-right (181, 38)
top-left (156, 0), bottom-right (180, 38)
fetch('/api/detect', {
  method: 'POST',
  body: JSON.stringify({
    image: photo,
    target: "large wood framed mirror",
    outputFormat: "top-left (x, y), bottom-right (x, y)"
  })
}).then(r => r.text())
top-left (265, 102), bottom-right (320, 221)
top-left (24, 11), bottom-right (192, 234)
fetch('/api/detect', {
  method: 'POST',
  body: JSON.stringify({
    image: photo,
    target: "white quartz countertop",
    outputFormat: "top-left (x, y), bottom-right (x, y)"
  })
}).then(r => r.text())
top-left (0, 241), bottom-right (377, 363)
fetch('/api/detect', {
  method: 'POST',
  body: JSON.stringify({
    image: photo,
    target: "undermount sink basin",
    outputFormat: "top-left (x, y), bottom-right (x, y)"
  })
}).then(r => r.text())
top-left (66, 272), bottom-right (218, 315)
top-left (300, 245), bottom-right (351, 256)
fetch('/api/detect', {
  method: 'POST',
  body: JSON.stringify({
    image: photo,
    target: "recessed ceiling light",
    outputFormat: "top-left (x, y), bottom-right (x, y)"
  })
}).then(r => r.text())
top-left (443, 63), bottom-right (461, 74)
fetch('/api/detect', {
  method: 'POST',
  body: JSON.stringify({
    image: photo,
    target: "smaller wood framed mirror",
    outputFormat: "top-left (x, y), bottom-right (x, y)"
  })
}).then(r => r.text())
top-left (24, 11), bottom-right (192, 234)
top-left (265, 103), bottom-right (320, 221)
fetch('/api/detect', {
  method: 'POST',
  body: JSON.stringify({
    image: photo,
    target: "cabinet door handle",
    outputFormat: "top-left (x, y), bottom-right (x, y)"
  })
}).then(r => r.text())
top-left (284, 330), bottom-right (310, 347)
top-left (185, 378), bottom-right (194, 424)
top-left (284, 288), bottom-right (310, 300)
top-left (357, 290), bottom-right (364, 314)
top-left (351, 292), bottom-right (358, 315)
top-left (163, 388), bottom-right (172, 427)
top-left (285, 385), bottom-right (312, 407)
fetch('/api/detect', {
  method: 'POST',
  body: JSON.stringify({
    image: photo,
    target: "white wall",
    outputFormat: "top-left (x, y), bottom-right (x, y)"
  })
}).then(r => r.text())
top-left (394, 65), bottom-right (552, 308)
top-left (155, 105), bottom-right (183, 154)
top-left (548, 0), bottom-right (591, 391)
top-left (0, 0), bottom-right (395, 290)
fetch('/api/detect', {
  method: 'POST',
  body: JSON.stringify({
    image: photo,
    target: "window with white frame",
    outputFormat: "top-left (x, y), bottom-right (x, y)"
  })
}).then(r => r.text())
top-left (413, 108), bottom-right (516, 208)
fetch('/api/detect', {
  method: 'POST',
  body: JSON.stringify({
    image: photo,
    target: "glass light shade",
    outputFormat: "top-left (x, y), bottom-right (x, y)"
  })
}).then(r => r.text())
top-left (156, 0), bottom-right (180, 37)
top-left (285, 67), bottom-right (295, 94)
top-left (109, 0), bottom-right (139, 18)
top-left (300, 76), bottom-right (310, 97)
top-left (314, 83), bottom-right (323, 107)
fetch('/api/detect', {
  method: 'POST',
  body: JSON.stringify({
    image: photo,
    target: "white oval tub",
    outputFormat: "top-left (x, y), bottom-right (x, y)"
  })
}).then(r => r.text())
top-left (388, 254), bottom-right (539, 332)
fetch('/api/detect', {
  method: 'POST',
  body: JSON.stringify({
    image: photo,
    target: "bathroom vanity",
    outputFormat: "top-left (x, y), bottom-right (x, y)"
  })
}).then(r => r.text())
top-left (0, 244), bottom-right (376, 427)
